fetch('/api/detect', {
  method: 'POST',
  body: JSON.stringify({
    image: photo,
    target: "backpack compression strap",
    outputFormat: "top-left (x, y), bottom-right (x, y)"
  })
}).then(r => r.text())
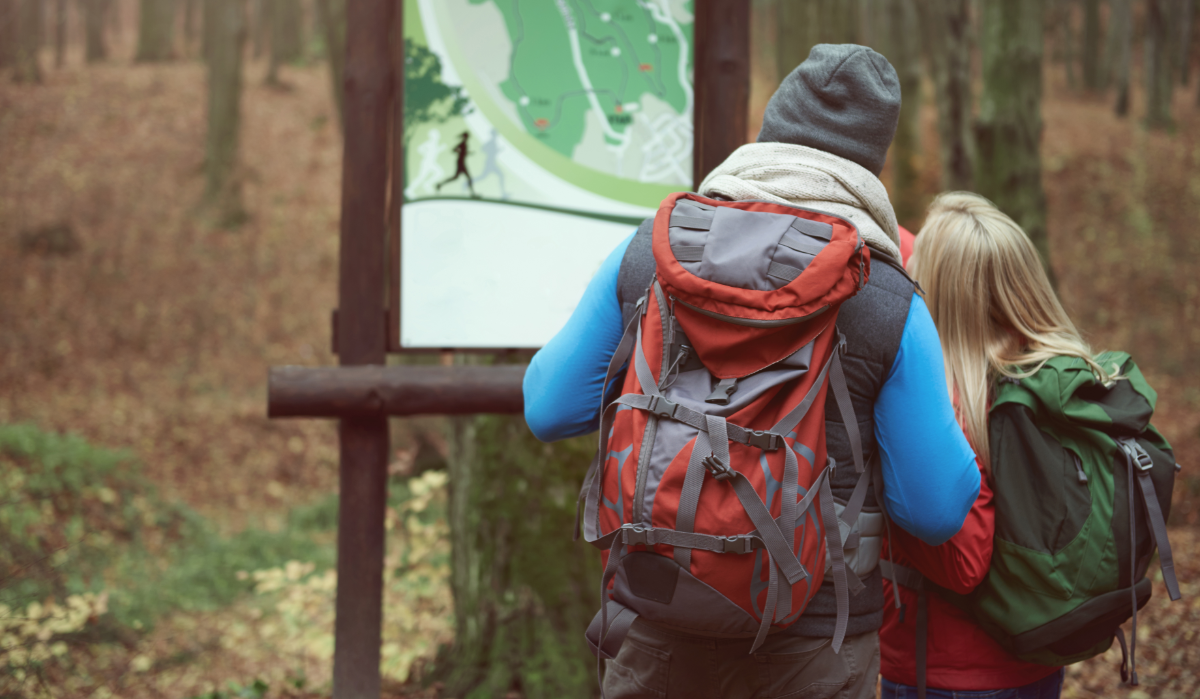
top-left (880, 559), bottom-right (929, 699)
top-left (1118, 437), bottom-right (1183, 686)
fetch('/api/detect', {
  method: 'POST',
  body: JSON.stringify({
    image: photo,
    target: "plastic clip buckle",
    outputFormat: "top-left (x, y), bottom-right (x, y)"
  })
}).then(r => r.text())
top-left (721, 536), bottom-right (748, 554)
top-left (646, 395), bottom-right (678, 419)
top-left (702, 454), bottom-right (735, 481)
top-left (623, 525), bottom-right (649, 546)
top-left (748, 430), bottom-right (782, 452)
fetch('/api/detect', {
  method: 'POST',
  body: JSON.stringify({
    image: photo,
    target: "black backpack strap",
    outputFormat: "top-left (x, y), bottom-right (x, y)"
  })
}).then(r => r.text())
top-left (880, 559), bottom-right (928, 699)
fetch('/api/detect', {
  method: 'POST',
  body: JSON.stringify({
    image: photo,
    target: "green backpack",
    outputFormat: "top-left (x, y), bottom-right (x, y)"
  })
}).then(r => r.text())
top-left (882, 352), bottom-right (1181, 694)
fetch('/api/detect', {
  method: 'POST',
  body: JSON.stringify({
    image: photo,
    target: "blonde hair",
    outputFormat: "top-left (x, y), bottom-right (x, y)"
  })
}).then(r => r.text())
top-left (908, 192), bottom-right (1117, 472)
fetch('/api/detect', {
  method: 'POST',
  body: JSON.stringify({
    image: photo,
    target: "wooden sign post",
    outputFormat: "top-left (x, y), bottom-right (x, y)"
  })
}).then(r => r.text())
top-left (267, 3), bottom-right (748, 697)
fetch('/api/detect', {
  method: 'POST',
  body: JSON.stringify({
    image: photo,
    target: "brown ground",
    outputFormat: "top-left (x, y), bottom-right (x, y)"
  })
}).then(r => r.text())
top-left (1, 9), bottom-right (1199, 698)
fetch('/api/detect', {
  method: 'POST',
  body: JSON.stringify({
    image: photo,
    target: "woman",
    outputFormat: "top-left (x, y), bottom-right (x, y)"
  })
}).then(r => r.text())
top-left (879, 192), bottom-right (1118, 699)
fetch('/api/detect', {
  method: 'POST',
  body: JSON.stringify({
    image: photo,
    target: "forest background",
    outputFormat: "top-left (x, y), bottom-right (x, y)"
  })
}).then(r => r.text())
top-left (1, 0), bottom-right (1199, 698)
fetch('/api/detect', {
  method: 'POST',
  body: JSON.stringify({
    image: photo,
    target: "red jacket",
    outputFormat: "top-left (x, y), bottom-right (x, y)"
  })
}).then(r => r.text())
top-left (879, 463), bottom-right (1061, 690)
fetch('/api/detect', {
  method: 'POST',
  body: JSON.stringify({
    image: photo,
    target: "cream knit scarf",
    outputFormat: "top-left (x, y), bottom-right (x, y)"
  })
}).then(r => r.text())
top-left (698, 142), bottom-right (902, 260)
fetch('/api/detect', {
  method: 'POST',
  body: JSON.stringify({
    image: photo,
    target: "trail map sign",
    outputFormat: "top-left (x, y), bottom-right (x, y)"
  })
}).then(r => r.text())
top-left (400, 0), bottom-right (694, 349)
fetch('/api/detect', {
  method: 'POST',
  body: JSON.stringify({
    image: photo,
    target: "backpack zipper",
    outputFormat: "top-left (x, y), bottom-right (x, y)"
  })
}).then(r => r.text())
top-left (672, 296), bottom-right (831, 328)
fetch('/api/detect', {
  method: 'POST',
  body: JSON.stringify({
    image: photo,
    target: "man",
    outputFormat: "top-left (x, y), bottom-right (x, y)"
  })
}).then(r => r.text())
top-left (523, 45), bottom-right (979, 698)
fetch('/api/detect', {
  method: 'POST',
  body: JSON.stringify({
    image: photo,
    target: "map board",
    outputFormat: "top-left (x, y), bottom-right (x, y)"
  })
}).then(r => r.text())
top-left (399, 0), bottom-right (695, 349)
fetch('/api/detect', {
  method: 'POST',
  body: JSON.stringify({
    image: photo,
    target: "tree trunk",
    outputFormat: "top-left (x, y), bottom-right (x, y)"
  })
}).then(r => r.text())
top-left (202, 0), bottom-right (247, 227)
top-left (1112, 0), bottom-right (1133, 114)
top-left (915, 0), bottom-right (974, 191)
top-left (1180, 0), bottom-right (1194, 85)
top-left (1082, 0), bottom-right (1102, 90)
top-left (1145, 0), bottom-right (1175, 129)
top-left (975, 0), bottom-right (1053, 286)
top-left (315, 0), bottom-right (345, 128)
top-left (136, 0), bottom-right (176, 61)
top-left (83, 0), bottom-right (105, 61)
top-left (774, 0), bottom-right (816, 81)
top-left (1062, 0), bottom-right (1078, 90)
top-left (0, 0), bottom-right (15, 69)
top-left (266, 0), bottom-right (301, 84)
top-left (182, 0), bottom-right (198, 55)
top-left (437, 408), bottom-right (601, 699)
top-left (13, 0), bottom-right (42, 83)
top-left (53, 0), bottom-right (64, 67)
top-left (879, 0), bottom-right (922, 227)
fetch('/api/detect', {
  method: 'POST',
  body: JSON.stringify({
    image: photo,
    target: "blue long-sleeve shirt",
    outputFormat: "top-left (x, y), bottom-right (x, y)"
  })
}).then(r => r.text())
top-left (523, 235), bottom-right (978, 546)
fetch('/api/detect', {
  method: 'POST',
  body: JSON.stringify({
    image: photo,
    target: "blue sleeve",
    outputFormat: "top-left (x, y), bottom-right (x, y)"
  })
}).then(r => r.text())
top-left (874, 294), bottom-right (980, 545)
top-left (523, 233), bottom-right (634, 442)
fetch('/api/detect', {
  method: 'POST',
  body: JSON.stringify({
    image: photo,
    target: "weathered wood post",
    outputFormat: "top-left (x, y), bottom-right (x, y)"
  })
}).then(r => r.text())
top-left (330, 0), bottom-right (392, 697)
top-left (694, 0), bottom-right (750, 185)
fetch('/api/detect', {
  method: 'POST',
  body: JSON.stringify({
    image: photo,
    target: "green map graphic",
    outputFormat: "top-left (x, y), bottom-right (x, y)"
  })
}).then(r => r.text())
top-left (406, 0), bottom-right (694, 208)
top-left (475, 0), bottom-right (690, 164)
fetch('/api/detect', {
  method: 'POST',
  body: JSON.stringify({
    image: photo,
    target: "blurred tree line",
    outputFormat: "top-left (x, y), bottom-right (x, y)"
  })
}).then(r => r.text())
top-left (0, 0), bottom-right (346, 227)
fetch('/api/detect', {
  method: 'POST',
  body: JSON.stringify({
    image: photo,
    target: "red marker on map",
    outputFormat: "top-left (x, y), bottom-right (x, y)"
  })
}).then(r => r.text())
top-left (615, 104), bottom-right (623, 113)
top-left (639, 63), bottom-right (652, 72)
top-left (534, 118), bottom-right (549, 130)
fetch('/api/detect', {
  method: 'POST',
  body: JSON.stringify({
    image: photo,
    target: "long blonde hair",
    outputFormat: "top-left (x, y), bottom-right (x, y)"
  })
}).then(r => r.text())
top-left (908, 192), bottom-right (1117, 472)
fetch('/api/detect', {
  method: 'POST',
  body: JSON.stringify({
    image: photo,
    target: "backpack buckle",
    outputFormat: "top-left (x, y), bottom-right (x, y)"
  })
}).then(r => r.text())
top-left (747, 430), bottom-right (782, 452)
top-left (646, 395), bottom-right (678, 419)
top-left (721, 536), bottom-right (751, 554)
top-left (702, 454), bottom-right (735, 481)
top-left (1121, 439), bottom-right (1155, 471)
top-left (622, 525), bottom-right (649, 546)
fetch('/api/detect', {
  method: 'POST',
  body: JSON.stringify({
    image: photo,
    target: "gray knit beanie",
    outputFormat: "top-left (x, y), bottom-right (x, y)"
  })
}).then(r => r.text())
top-left (757, 44), bottom-right (901, 176)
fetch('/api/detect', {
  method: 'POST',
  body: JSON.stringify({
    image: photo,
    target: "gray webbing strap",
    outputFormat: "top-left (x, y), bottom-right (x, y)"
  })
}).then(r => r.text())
top-left (586, 600), bottom-right (638, 660)
top-left (631, 309), bottom-right (661, 398)
top-left (879, 559), bottom-right (925, 590)
top-left (872, 454), bottom-right (903, 611)
top-left (672, 245), bottom-right (704, 262)
top-left (1119, 438), bottom-right (1181, 601)
top-left (829, 350), bottom-right (865, 474)
top-left (1135, 469), bottom-right (1180, 599)
top-left (767, 261), bottom-right (802, 283)
top-left (671, 213), bottom-right (712, 230)
top-left (770, 337), bottom-right (838, 437)
top-left (597, 540), bottom-right (625, 697)
top-left (582, 399), bottom-right (631, 545)
top-left (729, 471), bottom-right (809, 585)
top-left (879, 559), bottom-right (928, 699)
top-left (750, 556), bottom-right (780, 654)
top-left (1126, 447), bottom-right (1140, 686)
top-left (614, 394), bottom-right (782, 452)
top-left (819, 475), bottom-right (851, 652)
top-left (839, 468), bottom-right (872, 537)
top-left (775, 445), bottom-right (801, 620)
top-left (673, 429), bottom-right (711, 570)
top-left (618, 525), bottom-right (764, 554)
top-left (599, 299), bottom-right (642, 411)
top-left (790, 216), bottom-right (833, 241)
top-left (652, 281), bottom-right (672, 380)
top-left (780, 231), bottom-right (827, 256)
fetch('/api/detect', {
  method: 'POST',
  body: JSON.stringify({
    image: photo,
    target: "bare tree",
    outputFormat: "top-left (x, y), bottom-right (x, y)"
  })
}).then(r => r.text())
top-left (315, 0), bottom-right (344, 127)
top-left (136, 0), bottom-right (176, 61)
top-left (1180, 0), bottom-right (1194, 86)
top-left (915, 0), bottom-right (974, 191)
top-left (975, 0), bottom-right (1053, 284)
top-left (13, 0), bottom-right (42, 83)
top-left (202, 0), bottom-right (247, 226)
top-left (1082, 0), bottom-right (1103, 90)
top-left (878, 0), bottom-right (922, 225)
top-left (53, 0), bottom-right (65, 67)
top-left (83, 0), bottom-right (106, 61)
top-left (1111, 0), bottom-right (1133, 114)
top-left (265, 0), bottom-right (302, 85)
top-left (1145, 0), bottom-right (1175, 129)
top-left (0, 0), bottom-right (15, 70)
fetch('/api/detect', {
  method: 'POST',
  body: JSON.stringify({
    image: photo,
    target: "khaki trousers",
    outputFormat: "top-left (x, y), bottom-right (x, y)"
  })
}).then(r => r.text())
top-left (603, 619), bottom-right (880, 699)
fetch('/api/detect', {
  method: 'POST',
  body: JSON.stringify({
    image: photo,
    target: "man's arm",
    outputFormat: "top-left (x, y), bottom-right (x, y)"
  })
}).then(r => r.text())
top-left (874, 294), bottom-right (981, 545)
top-left (523, 234), bottom-right (633, 442)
